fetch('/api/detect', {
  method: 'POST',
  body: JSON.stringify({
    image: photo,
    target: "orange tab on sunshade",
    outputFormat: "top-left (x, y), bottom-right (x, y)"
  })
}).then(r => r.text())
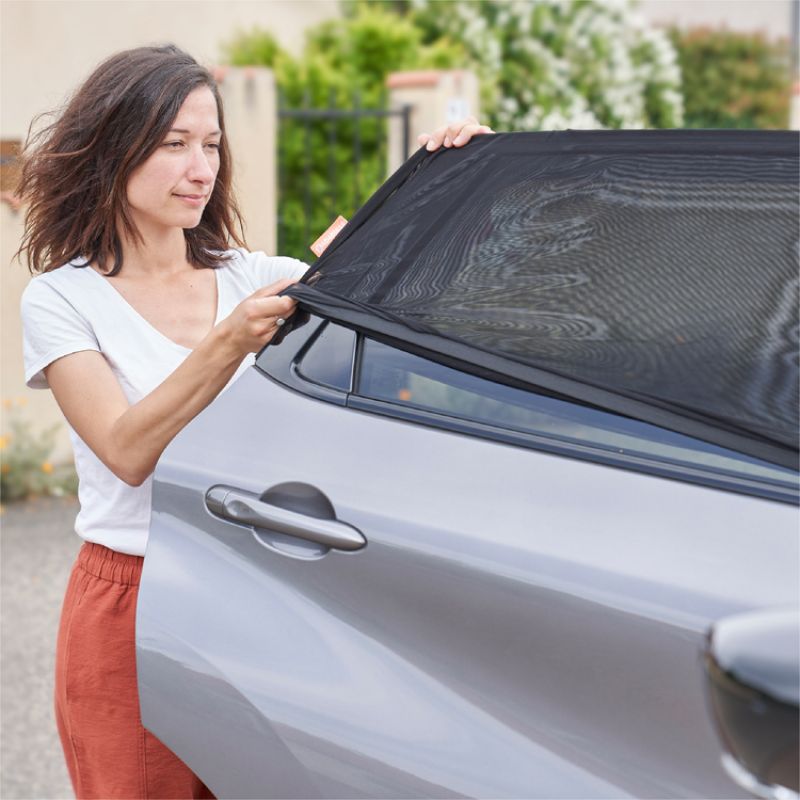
top-left (310, 215), bottom-right (348, 257)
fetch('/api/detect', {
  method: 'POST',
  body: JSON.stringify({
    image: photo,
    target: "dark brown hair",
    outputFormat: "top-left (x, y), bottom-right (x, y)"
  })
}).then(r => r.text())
top-left (16, 44), bottom-right (246, 275)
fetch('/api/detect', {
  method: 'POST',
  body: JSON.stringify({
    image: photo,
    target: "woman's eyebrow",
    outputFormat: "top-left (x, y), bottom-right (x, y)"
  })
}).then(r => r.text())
top-left (168, 127), bottom-right (222, 136)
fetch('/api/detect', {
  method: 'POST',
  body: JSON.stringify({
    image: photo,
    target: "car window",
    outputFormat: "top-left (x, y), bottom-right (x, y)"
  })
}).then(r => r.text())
top-left (295, 321), bottom-right (355, 392)
top-left (356, 337), bottom-right (797, 488)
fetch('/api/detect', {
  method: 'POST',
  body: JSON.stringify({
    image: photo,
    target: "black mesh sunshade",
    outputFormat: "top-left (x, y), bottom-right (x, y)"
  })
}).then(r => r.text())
top-left (287, 131), bottom-right (799, 470)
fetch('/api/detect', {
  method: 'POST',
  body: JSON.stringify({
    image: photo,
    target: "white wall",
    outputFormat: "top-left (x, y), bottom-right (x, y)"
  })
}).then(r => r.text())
top-left (637, 0), bottom-right (793, 39)
top-left (0, 0), bottom-right (340, 139)
top-left (0, 203), bottom-right (73, 460)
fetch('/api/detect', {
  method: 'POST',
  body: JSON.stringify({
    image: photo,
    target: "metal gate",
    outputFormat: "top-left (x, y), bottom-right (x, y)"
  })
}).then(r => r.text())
top-left (277, 89), bottom-right (411, 260)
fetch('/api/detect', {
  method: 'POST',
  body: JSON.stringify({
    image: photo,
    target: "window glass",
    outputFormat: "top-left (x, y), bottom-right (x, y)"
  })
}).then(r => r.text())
top-left (357, 337), bottom-right (797, 485)
top-left (296, 322), bottom-right (355, 392)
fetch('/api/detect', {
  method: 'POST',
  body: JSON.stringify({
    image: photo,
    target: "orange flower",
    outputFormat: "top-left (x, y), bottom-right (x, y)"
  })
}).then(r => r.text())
top-left (1, 463), bottom-right (10, 474)
top-left (15, 397), bottom-right (28, 408)
top-left (2, 399), bottom-right (11, 410)
top-left (41, 461), bottom-right (54, 474)
top-left (0, 435), bottom-right (9, 450)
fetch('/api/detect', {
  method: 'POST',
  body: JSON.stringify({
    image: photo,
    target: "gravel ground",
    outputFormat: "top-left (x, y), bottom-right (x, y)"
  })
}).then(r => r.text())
top-left (1, 496), bottom-right (81, 799)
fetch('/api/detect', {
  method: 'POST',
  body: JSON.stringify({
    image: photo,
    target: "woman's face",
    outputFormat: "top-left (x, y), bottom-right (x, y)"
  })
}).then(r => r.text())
top-left (125, 86), bottom-right (221, 237)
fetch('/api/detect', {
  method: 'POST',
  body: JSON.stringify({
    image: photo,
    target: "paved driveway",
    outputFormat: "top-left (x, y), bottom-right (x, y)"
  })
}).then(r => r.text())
top-left (1, 496), bottom-right (81, 799)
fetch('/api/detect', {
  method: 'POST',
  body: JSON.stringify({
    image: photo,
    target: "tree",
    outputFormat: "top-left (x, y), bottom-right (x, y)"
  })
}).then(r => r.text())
top-left (671, 27), bottom-right (791, 129)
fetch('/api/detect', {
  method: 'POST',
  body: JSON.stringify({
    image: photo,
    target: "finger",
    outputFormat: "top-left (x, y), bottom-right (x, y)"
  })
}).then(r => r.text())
top-left (446, 116), bottom-right (477, 143)
top-left (425, 125), bottom-right (448, 151)
top-left (427, 117), bottom-right (486, 151)
top-left (453, 122), bottom-right (494, 147)
top-left (252, 280), bottom-right (296, 299)
top-left (252, 295), bottom-right (297, 318)
top-left (252, 277), bottom-right (298, 298)
top-left (270, 304), bottom-right (298, 333)
top-left (447, 116), bottom-right (478, 141)
top-left (417, 133), bottom-right (431, 147)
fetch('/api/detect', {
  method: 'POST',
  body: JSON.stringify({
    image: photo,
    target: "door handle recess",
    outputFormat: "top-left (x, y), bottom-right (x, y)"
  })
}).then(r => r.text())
top-left (206, 485), bottom-right (366, 551)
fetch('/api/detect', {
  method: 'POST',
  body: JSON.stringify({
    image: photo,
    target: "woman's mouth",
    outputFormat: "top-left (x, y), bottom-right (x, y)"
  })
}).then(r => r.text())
top-left (174, 193), bottom-right (206, 207)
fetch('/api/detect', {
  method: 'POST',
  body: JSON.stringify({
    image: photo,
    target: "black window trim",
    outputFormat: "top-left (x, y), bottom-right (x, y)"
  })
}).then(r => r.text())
top-left (256, 318), bottom-right (799, 506)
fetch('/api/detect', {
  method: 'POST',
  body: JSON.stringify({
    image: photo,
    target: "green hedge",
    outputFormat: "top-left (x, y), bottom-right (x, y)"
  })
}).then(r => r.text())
top-left (225, 9), bottom-right (457, 260)
top-left (671, 27), bottom-right (791, 129)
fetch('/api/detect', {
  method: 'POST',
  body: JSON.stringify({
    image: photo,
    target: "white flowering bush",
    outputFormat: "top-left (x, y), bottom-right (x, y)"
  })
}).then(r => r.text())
top-left (408, 0), bottom-right (683, 130)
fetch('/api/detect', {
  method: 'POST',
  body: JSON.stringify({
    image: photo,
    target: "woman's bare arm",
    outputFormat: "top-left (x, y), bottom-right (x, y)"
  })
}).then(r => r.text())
top-left (45, 279), bottom-right (297, 486)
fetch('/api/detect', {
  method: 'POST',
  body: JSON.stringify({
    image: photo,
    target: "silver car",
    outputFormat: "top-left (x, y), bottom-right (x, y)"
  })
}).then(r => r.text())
top-left (136, 131), bottom-right (799, 799)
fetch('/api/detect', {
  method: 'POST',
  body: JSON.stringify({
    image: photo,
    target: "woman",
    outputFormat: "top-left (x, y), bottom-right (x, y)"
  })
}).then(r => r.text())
top-left (16, 44), bottom-right (491, 799)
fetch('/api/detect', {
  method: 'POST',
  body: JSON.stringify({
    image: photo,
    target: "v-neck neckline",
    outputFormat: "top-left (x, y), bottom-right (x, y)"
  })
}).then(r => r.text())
top-left (85, 264), bottom-right (222, 352)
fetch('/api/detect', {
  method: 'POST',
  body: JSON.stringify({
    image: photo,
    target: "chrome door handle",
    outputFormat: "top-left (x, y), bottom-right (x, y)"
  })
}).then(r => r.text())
top-left (206, 486), bottom-right (366, 551)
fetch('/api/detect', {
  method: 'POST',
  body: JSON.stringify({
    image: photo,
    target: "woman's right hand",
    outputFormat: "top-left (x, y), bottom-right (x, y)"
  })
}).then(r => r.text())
top-left (217, 277), bottom-right (299, 355)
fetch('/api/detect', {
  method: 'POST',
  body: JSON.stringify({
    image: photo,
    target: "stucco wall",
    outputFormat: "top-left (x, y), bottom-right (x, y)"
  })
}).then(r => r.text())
top-left (638, 0), bottom-right (793, 39)
top-left (1, 204), bottom-right (75, 461)
top-left (1, 0), bottom-right (339, 139)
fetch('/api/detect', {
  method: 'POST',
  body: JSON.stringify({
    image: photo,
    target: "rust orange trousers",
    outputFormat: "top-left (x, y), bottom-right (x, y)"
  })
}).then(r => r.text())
top-left (55, 542), bottom-right (215, 799)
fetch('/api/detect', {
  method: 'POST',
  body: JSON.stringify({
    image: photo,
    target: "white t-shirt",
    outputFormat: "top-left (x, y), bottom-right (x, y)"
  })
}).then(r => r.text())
top-left (21, 249), bottom-right (308, 556)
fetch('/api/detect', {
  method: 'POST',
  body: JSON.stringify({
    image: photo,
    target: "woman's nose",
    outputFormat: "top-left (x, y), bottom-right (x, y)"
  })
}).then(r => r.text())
top-left (187, 146), bottom-right (216, 183)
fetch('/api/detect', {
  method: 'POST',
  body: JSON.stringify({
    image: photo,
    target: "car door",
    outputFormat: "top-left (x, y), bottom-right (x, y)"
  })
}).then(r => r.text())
top-left (137, 318), bottom-right (798, 799)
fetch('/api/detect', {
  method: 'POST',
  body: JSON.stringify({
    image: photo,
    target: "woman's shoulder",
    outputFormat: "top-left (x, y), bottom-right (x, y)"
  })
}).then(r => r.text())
top-left (218, 248), bottom-right (309, 288)
top-left (21, 260), bottom-right (94, 306)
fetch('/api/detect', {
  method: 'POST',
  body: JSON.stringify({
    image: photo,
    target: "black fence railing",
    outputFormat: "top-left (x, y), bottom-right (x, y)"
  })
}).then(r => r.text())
top-left (277, 89), bottom-right (412, 260)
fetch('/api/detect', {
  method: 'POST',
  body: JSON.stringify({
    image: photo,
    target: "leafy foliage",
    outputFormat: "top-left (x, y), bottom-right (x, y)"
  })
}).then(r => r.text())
top-left (225, 1), bottom-right (683, 260)
top-left (670, 27), bottom-right (791, 129)
top-left (226, 11), bottom-right (456, 259)
top-left (405, 0), bottom-right (683, 130)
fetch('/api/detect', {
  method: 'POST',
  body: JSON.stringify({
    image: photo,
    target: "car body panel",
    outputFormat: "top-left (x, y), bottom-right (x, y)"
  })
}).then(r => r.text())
top-left (137, 356), bottom-right (798, 798)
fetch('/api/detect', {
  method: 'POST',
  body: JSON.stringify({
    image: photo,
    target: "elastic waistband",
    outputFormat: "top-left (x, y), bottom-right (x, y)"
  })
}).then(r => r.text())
top-left (76, 542), bottom-right (144, 585)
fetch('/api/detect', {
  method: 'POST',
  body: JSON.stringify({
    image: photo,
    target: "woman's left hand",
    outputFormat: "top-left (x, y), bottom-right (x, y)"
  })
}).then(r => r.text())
top-left (417, 116), bottom-right (494, 152)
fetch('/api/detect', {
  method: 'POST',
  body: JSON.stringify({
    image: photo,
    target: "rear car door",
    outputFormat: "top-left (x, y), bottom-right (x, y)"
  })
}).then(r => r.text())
top-left (136, 318), bottom-right (798, 799)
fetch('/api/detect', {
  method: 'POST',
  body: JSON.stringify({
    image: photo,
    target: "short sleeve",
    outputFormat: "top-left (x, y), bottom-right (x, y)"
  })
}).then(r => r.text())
top-left (21, 277), bottom-right (100, 389)
top-left (239, 250), bottom-right (309, 290)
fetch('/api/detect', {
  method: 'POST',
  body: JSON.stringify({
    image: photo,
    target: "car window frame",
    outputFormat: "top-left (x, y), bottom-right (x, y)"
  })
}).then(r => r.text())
top-left (256, 318), bottom-right (799, 505)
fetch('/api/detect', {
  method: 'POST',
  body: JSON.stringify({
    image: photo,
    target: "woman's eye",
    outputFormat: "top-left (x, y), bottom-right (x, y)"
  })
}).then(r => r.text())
top-left (163, 141), bottom-right (184, 150)
top-left (204, 142), bottom-right (221, 151)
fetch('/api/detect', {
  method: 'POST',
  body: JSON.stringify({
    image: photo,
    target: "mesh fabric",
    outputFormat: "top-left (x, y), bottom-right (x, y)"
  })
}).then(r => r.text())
top-left (287, 131), bottom-right (799, 470)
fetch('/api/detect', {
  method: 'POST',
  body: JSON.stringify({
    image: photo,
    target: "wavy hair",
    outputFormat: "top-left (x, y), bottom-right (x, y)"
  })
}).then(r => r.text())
top-left (16, 44), bottom-right (246, 275)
